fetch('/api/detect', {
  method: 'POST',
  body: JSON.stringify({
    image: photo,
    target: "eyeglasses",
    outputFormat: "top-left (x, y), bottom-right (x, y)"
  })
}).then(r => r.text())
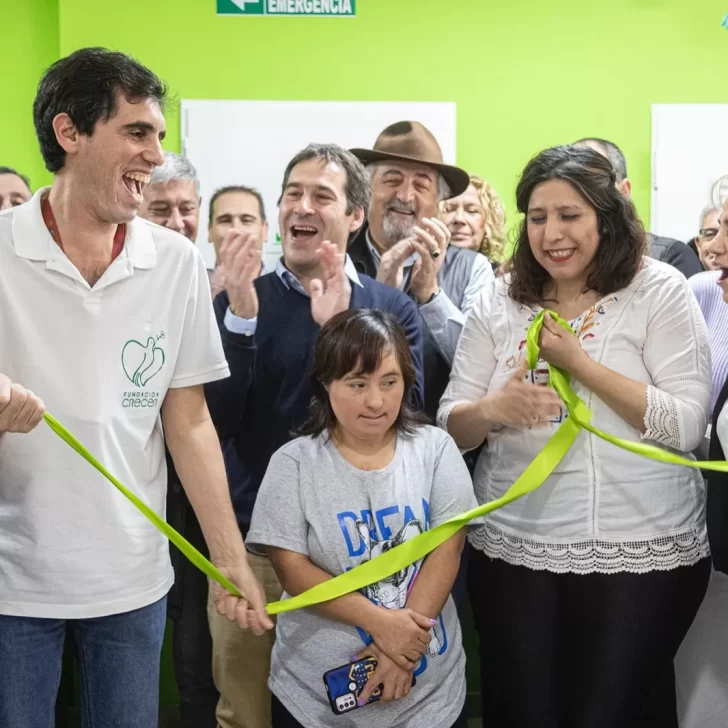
top-left (699, 228), bottom-right (719, 241)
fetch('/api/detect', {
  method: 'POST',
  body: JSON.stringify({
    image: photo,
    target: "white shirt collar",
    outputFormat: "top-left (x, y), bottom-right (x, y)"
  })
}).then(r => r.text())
top-left (12, 188), bottom-right (156, 270)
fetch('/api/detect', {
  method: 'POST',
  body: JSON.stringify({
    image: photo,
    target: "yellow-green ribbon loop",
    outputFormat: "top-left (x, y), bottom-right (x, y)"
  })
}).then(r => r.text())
top-left (41, 311), bottom-right (728, 615)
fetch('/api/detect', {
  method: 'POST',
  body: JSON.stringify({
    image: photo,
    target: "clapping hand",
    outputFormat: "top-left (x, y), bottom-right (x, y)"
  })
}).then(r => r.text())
top-left (310, 242), bottom-right (352, 326)
top-left (408, 218), bottom-right (450, 304)
top-left (219, 229), bottom-right (262, 319)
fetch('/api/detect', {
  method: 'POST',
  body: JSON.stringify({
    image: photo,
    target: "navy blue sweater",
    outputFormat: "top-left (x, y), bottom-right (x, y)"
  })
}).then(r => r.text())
top-left (204, 271), bottom-right (425, 529)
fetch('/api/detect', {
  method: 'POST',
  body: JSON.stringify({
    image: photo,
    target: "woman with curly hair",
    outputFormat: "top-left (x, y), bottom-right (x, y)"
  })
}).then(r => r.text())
top-left (440, 175), bottom-right (506, 265)
top-left (439, 145), bottom-right (711, 727)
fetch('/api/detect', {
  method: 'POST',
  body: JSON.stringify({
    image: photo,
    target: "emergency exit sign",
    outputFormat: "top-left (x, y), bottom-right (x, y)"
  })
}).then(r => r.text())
top-left (217, 0), bottom-right (356, 16)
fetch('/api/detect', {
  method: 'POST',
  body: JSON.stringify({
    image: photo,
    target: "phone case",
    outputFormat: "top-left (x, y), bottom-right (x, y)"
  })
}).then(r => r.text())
top-left (322, 657), bottom-right (416, 715)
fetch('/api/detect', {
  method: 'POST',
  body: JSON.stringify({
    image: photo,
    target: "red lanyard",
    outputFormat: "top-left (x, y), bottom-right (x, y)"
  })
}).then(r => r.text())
top-left (41, 196), bottom-right (126, 261)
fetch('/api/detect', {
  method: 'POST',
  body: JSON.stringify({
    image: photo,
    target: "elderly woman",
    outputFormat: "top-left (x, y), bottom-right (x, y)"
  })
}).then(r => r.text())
top-left (439, 145), bottom-right (712, 727)
top-left (247, 309), bottom-right (477, 728)
top-left (440, 174), bottom-right (506, 266)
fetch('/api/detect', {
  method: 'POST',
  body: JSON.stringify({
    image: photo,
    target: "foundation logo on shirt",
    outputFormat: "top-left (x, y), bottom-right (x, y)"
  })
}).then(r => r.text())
top-left (121, 332), bottom-right (165, 409)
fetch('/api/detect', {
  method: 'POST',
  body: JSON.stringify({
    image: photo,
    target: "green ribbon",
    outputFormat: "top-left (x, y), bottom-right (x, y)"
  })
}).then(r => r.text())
top-left (43, 412), bottom-right (244, 600)
top-left (42, 310), bottom-right (728, 615)
top-left (527, 310), bottom-right (728, 473)
top-left (42, 409), bottom-right (579, 615)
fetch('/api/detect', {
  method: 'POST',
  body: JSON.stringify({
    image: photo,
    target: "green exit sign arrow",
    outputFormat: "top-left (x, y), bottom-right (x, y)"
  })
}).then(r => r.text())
top-left (217, 0), bottom-right (355, 16)
top-left (218, 0), bottom-right (264, 12)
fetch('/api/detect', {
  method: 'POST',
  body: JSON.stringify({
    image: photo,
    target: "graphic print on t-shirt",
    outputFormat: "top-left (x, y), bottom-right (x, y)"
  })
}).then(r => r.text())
top-left (336, 500), bottom-right (448, 676)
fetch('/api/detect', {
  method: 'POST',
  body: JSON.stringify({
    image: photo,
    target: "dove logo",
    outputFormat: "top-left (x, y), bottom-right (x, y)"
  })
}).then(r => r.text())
top-left (122, 337), bottom-right (166, 387)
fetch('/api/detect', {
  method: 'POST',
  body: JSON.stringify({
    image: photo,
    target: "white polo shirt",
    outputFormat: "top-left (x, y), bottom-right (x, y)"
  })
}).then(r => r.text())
top-left (0, 190), bottom-right (230, 618)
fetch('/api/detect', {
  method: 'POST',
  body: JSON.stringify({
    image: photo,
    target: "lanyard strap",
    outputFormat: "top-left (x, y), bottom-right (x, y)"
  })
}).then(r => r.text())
top-left (41, 196), bottom-right (126, 261)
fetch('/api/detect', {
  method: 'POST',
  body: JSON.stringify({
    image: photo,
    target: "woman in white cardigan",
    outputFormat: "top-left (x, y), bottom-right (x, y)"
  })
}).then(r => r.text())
top-left (439, 145), bottom-right (712, 728)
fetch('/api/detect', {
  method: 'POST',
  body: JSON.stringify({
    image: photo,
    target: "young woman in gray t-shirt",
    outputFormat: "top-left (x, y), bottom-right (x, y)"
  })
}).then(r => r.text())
top-left (248, 308), bottom-right (477, 728)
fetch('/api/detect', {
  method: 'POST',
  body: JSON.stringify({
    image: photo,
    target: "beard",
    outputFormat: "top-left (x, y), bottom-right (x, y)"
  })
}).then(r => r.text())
top-left (380, 200), bottom-right (417, 243)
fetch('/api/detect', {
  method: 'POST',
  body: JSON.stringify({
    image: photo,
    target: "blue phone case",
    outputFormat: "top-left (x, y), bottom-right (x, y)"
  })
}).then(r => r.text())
top-left (322, 657), bottom-right (416, 715)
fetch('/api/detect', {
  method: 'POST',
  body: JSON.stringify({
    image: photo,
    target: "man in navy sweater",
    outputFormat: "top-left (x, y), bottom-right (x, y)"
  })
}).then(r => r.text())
top-left (204, 143), bottom-right (424, 728)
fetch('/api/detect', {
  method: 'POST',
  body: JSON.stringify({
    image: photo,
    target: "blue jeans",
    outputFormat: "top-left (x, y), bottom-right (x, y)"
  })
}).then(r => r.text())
top-left (0, 596), bottom-right (167, 728)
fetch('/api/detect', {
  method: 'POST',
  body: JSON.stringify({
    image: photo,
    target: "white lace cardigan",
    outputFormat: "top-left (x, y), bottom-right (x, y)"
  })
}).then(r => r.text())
top-left (438, 259), bottom-right (712, 574)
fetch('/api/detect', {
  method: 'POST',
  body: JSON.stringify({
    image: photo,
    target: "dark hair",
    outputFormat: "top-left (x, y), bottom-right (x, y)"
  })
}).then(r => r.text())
top-left (509, 145), bottom-right (646, 306)
top-left (574, 137), bottom-right (628, 182)
top-left (0, 166), bottom-right (31, 191)
top-left (33, 47), bottom-right (167, 173)
top-left (209, 185), bottom-right (266, 224)
top-left (298, 309), bottom-right (427, 438)
top-left (279, 143), bottom-right (370, 215)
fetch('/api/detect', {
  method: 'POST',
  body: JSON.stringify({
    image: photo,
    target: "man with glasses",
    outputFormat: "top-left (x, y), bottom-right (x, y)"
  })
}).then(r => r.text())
top-left (689, 205), bottom-right (720, 272)
top-left (139, 151), bottom-right (201, 243)
top-left (690, 202), bottom-right (728, 417)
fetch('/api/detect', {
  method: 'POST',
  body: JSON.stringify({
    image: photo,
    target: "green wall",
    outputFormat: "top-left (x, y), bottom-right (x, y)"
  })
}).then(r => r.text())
top-left (3, 0), bottom-right (728, 232)
top-left (2, 0), bottom-right (59, 190)
top-left (3, 0), bottom-right (727, 714)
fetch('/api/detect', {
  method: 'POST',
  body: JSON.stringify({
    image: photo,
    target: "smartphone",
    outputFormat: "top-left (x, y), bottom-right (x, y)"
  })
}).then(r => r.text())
top-left (322, 657), bottom-right (416, 715)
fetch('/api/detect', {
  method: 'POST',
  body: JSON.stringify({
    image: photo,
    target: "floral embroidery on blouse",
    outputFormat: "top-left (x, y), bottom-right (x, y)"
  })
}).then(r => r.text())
top-left (572, 296), bottom-right (618, 341)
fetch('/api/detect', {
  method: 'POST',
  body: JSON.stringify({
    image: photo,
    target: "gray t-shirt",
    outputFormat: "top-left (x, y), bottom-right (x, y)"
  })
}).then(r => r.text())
top-left (247, 425), bottom-right (478, 728)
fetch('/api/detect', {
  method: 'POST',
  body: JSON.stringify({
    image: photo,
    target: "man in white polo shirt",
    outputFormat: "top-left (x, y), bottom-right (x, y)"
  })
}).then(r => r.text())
top-left (0, 47), bottom-right (272, 728)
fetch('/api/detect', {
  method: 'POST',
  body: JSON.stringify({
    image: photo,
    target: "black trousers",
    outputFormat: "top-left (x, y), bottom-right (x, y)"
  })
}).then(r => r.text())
top-left (271, 693), bottom-right (469, 727)
top-left (167, 481), bottom-right (219, 728)
top-left (467, 549), bottom-right (710, 728)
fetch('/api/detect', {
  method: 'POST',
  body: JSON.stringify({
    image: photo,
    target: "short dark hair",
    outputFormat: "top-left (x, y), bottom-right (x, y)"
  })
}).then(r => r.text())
top-left (209, 185), bottom-right (266, 225)
top-left (574, 137), bottom-right (628, 182)
top-left (279, 143), bottom-right (370, 215)
top-left (0, 166), bottom-right (31, 191)
top-left (33, 47), bottom-right (167, 173)
top-left (298, 309), bottom-right (427, 438)
top-left (509, 145), bottom-right (646, 307)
